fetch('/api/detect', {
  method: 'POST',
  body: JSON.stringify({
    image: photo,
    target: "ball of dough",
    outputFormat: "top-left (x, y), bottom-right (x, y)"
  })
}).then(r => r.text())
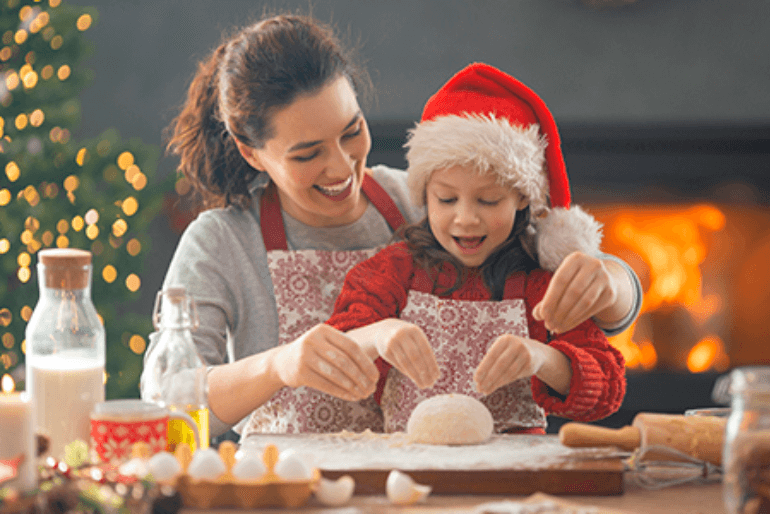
top-left (406, 394), bottom-right (494, 445)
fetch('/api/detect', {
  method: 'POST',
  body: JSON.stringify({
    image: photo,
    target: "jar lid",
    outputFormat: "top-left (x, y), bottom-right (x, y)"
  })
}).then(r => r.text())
top-left (38, 248), bottom-right (92, 289)
top-left (730, 366), bottom-right (770, 394)
top-left (163, 286), bottom-right (187, 303)
top-left (38, 248), bottom-right (92, 267)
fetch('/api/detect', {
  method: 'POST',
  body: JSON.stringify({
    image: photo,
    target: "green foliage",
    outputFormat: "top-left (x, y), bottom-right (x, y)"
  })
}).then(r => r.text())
top-left (0, 0), bottom-right (173, 398)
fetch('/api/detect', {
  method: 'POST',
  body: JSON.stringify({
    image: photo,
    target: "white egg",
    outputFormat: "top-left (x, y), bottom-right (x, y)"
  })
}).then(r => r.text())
top-left (273, 449), bottom-right (313, 481)
top-left (186, 448), bottom-right (226, 480)
top-left (314, 475), bottom-right (355, 506)
top-left (386, 470), bottom-right (431, 505)
top-left (231, 452), bottom-right (266, 480)
top-left (118, 457), bottom-right (149, 479)
top-left (148, 452), bottom-right (182, 482)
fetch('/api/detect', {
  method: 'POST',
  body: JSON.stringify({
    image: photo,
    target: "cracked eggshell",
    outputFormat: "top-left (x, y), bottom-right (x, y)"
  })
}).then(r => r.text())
top-left (386, 470), bottom-right (431, 505)
top-left (186, 448), bottom-right (227, 480)
top-left (315, 475), bottom-right (355, 506)
top-left (273, 449), bottom-right (313, 481)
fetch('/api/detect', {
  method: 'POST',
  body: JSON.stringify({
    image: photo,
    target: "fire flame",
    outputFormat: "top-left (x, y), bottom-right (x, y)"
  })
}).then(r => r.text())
top-left (595, 204), bottom-right (728, 372)
top-left (687, 336), bottom-right (729, 373)
top-left (1, 373), bottom-right (15, 393)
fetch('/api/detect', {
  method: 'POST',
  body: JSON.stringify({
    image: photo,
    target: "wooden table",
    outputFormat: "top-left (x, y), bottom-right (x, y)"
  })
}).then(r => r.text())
top-left (190, 480), bottom-right (725, 513)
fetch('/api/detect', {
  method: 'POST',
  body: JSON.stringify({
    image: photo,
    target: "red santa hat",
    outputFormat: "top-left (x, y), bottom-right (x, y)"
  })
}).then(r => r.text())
top-left (405, 62), bottom-right (602, 271)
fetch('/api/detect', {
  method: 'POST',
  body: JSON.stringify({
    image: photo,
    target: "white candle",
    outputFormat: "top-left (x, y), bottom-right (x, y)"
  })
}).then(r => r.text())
top-left (0, 391), bottom-right (36, 492)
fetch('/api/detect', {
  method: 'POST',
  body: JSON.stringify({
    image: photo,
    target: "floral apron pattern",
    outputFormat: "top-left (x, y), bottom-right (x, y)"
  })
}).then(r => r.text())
top-left (243, 175), bottom-right (406, 435)
top-left (381, 290), bottom-right (547, 433)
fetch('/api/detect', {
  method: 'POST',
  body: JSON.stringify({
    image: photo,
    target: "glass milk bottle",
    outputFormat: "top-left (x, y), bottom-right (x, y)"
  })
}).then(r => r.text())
top-left (723, 366), bottom-right (770, 514)
top-left (141, 287), bottom-right (209, 452)
top-left (25, 248), bottom-right (105, 461)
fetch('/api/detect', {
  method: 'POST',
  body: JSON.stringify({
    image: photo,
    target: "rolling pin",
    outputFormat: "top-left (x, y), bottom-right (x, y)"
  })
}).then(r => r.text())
top-left (559, 412), bottom-right (727, 466)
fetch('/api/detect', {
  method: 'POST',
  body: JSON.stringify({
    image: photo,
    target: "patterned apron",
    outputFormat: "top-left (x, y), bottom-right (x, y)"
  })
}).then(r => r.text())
top-left (243, 174), bottom-right (406, 435)
top-left (380, 273), bottom-right (547, 434)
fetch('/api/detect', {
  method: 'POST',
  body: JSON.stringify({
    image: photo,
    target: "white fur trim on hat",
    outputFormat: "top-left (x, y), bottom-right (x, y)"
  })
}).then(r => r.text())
top-left (534, 205), bottom-right (604, 272)
top-left (405, 114), bottom-right (549, 211)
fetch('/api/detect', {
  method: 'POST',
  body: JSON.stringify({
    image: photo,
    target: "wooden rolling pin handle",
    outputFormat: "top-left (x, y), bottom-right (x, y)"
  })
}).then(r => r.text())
top-left (559, 422), bottom-right (642, 452)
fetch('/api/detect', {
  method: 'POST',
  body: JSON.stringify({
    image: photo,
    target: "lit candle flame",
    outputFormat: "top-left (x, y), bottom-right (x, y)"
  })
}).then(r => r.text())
top-left (1, 374), bottom-right (15, 393)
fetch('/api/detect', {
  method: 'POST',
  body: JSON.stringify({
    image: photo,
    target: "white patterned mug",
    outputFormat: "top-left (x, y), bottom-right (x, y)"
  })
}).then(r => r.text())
top-left (90, 399), bottom-right (199, 464)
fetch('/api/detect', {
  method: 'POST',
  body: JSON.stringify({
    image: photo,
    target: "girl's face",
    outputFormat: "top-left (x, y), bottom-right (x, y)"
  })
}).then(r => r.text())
top-left (236, 76), bottom-right (371, 227)
top-left (426, 165), bottom-right (529, 268)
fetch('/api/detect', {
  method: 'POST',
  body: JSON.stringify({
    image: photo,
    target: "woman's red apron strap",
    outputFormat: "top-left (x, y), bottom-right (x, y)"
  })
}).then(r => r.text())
top-left (259, 182), bottom-right (287, 252)
top-left (260, 174), bottom-right (407, 251)
top-left (360, 173), bottom-right (406, 232)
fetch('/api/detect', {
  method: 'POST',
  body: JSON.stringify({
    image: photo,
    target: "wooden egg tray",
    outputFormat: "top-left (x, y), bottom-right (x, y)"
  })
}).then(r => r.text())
top-left (170, 443), bottom-right (320, 509)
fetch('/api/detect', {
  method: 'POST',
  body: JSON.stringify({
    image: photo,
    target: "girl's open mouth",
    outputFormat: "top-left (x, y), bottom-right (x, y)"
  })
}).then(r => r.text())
top-left (453, 236), bottom-right (486, 250)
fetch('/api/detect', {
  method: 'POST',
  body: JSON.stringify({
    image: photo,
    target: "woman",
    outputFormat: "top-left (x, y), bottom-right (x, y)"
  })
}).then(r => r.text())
top-left (141, 13), bottom-right (641, 439)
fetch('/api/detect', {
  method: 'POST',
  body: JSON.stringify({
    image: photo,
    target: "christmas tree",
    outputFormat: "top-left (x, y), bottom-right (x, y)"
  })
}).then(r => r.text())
top-left (0, 0), bottom-right (171, 399)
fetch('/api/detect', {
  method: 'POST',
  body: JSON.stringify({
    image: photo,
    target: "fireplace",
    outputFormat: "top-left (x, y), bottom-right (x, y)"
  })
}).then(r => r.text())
top-left (368, 122), bottom-right (770, 429)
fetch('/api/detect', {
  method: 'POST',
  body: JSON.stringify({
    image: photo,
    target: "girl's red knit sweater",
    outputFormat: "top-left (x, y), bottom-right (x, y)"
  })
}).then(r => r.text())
top-left (326, 242), bottom-right (626, 425)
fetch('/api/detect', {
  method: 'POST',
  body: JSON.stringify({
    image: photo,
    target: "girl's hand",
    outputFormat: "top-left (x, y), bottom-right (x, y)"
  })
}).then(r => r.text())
top-left (474, 334), bottom-right (546, 396)
top-left (475, 334), bottom-right (572, 396)
top-left (270, 323), bottom-right (379, 402)
top-left (347, 319), bottom-right (440, 389)
top-left (532, 251), bottom-right (621, 334)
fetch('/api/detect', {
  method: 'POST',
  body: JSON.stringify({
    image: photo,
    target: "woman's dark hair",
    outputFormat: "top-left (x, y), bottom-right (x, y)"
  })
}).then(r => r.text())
top-left (401, 206), bottom-right (538, 301)
top-left (166, 14), bottom-right (370, 209)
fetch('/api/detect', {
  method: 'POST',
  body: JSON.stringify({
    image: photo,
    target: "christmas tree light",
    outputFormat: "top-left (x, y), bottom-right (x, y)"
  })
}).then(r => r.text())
top-left (0, 0), bottom-right (172, 399)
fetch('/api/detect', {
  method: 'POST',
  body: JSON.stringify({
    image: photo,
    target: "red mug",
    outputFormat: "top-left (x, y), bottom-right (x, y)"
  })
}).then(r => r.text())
top-left (90, 399), bottom-right (199, 464)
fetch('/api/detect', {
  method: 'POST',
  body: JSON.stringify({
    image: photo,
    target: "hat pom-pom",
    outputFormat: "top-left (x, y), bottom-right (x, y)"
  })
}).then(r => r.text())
top-left (534, 205), bottom-right (603, 272)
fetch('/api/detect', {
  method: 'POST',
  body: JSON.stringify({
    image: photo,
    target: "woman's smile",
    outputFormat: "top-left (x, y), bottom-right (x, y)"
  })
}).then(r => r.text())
top-left (314, 175), bottom-right (354, 200)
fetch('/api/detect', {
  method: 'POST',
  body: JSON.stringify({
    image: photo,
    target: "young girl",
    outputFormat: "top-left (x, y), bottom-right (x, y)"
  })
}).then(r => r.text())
top-left (325, 63), bottom-right (626, 434)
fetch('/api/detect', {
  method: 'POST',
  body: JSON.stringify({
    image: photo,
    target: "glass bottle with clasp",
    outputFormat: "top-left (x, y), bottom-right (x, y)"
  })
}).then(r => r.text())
top-left (141, 286), bottom-right (209, 452)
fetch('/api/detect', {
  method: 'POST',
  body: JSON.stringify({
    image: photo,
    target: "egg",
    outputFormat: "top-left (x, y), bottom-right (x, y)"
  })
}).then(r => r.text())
top-left (148, 452), bottom-right (182, 482)
top-left (231, 452), bottom-right (266, 480)
top-left (273, 449), bottom-right (313, 481)
top-left (186, 448), bottom-right (226, 480)
top-left (118, 457), bottom-right (149, 479)
top-left (314, 475), bottom-right (355, 506)
top-left (386, 470), bottom-right (431, 505)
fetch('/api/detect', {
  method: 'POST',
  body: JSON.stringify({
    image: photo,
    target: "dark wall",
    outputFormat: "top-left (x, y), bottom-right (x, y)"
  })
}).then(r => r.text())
top-left (63, 0), bottom-right (770, 316)
top-left (69, 0), bottom-right (770, 149)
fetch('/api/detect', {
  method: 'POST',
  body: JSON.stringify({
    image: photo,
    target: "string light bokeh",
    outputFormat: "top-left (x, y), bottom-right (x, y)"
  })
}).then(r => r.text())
top-left (0, 0), bottom-right (173, 398)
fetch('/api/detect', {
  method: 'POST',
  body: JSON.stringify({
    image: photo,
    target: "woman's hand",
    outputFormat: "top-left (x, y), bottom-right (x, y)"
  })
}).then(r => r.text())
top-left (270, 323), bottom-right (380, 402)
top-left (532, 251), bottom-right (631, 334)
top-left (347, 319), bottom-right (440, 389)
top-left (474, 334), bottom-right (571, 396)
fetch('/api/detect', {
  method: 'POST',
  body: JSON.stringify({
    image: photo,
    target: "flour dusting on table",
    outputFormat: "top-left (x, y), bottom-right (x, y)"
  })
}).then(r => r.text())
top-left (241, 433), bottom-right (620, 471)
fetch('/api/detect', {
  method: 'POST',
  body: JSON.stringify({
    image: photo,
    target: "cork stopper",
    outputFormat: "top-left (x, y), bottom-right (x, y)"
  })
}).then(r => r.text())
top-left (38, 248), bottom-right (92, 290)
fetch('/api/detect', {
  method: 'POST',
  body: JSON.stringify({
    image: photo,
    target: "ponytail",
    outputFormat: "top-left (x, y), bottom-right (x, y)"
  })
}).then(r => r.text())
top-left (166, 44), bottom-right (257, 210)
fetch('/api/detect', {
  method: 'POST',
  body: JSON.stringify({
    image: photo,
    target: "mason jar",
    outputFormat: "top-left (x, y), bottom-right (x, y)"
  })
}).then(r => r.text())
top-left (723, 366), bottom-right (770, 514)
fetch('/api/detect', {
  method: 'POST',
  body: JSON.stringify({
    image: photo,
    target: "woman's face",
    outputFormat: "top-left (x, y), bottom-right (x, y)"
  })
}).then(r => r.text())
top-left (426, 165), bottom-right (528, 268)
top-left (237, 76), bottom-right (371, 227)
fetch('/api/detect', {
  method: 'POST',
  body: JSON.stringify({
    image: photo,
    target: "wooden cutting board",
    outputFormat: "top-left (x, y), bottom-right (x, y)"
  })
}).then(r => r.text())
top-left (241, 433), bottom-right (626, 496)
